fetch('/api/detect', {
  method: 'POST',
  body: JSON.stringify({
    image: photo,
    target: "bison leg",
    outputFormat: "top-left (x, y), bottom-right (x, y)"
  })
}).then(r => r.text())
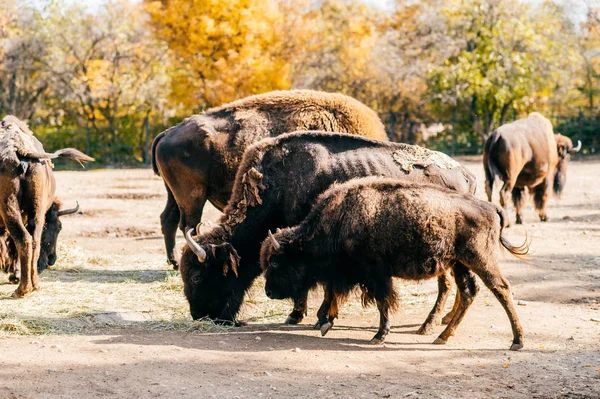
top-left (3, 204), bottom-right (34, 297)
top-left (417, 271), bottom-right (453, 335)
top-left (315, 284), bottom-right (338, 336)
top-left (469, 259), bottom-right (524, 351)
top-left (370, 278), bottom-right (396, 345)
top-left (160, 186), bottom-right (181, 269)
top-left (533, 179), bottom-right (551, 222)
top-left (26, 212), bottom-right (45, 291)
top-left (433, 263), bottom-right (478, 345)
top-left (285, 287), bottom-right (309, 325)
top-left (511, 187), bottom-right (528, 225)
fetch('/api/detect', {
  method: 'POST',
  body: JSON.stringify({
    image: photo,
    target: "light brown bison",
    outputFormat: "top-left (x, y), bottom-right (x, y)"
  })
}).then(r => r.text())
top-left (483, 113), bottom-right (581, 224)
top-left (152, 90), bottom-right (388, 269)
top-left (261, 177), bottom-right (528, 350)
top-left (0, 116), bottom-right (93, 297)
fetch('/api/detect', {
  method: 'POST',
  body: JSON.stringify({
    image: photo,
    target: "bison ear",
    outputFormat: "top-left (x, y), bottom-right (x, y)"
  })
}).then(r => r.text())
top-left (241, 167), bottom-right (265, 207)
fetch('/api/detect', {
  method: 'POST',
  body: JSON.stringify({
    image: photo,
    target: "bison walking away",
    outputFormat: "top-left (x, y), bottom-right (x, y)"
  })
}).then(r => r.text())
top-left (0, 116), bottom-right (93, 297)
top-left (181, 131), bottom-right (476, 333)
top-left (151, 90), bottom-right (388, 269)
top-left (483, 112), bottom-right (581, 224)
top-left (261, 177), bottom-right (528, 350)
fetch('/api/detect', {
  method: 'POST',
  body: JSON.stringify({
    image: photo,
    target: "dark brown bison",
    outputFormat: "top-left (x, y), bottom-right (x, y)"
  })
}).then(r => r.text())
top-left (261, 177), bottom-right (528, 350)
top-left (0, 116), bottom-right (93, 297)
top-left (483, 113), bottom-right (581, 224)
top-left (181, 131), bottom-right (476, 333)
top-left (152, 90), bottom-right (388, 269)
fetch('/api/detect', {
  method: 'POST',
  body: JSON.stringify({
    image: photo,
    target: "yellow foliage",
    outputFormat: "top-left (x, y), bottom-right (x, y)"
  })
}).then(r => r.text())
top-left (145, 0), bottom-right (294, 110)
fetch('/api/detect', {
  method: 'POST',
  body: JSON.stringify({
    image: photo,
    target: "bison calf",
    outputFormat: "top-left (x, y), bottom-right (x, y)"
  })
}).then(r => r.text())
top-left (261, 177), bottom-right (528, 351)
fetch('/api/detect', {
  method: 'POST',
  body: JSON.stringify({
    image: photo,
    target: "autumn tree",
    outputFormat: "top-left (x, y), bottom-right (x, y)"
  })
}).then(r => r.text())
top-left (428, 0), bottom-right (581, 139)
top-left (145, 0), bottom-right (294, 111)
top-left (42, 0), bottom-right (171, 160)
top-left (0, 1), bottom-right (50, 119)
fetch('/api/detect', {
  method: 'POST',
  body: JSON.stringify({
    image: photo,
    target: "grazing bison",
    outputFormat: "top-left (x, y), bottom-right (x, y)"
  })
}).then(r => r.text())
top-left (181, 131), bottom-right (476, 332)
top-left (152, 90), bottom-right (388, 269)
top-left (0, 116), bottom-right (93, 297)
top-left (262, 177), bottom-right (528, 350)
top-left (483, 113), bottom-right (581, 224)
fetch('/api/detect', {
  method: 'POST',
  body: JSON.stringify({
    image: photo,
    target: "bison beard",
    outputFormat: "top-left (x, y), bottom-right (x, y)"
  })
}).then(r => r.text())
top-left (261, 177), bottom-right (528, 351)
top-left (180, 131), bottom-right (476, 332)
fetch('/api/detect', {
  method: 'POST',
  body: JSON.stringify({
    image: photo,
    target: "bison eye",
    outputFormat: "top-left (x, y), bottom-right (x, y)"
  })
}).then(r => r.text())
top-left (192, 274), bottom-right (203, 284)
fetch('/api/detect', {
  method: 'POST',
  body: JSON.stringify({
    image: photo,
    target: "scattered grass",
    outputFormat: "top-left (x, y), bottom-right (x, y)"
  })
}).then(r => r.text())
top-left (0, 241), bottom-right (447, 337)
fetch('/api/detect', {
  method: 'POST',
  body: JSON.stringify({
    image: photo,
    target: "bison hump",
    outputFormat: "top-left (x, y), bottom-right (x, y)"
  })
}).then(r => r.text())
top-left (392, 144), bottom-right (459, 173)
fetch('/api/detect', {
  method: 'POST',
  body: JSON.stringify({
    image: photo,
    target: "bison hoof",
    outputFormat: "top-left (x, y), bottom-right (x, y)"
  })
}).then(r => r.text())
top-left (234, 320), bottom-right (247, 327)
top-left (11, 288), bottom-right (30, 298)
top-left (416, 323), bottom-right (436, 336)
top-left (515, 215), bottom-right (523, 225)
top-left (433, 337), bottom-right (447, 345)
top-left (285, 315), bottom-right (303, 325)
top-left (369, 337), bottom-right (385, 345)
top-left (320, 322), bottom-right (333, 336)
top-left (8, 275), bottom-right (19, 285)
top-left (539, 215), bottom-right (548, 222)
top-left (510, 342), bottom-right (523, 351)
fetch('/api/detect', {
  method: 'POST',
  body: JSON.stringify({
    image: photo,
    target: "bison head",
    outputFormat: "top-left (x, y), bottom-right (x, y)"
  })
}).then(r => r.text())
top-left (261, 229), bottom-right (311, 301)
top-left (555, 134), bottom-right (581, 159)
top-left (37, 201), bottom-right (80, 272)
top-left (180, 226), bottom-right (243, 324)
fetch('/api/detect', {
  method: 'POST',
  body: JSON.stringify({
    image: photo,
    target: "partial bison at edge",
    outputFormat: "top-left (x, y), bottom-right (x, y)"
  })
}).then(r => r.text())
top-left (151, 89), bottom-right (388, 269)
top-left (0, 116), bottom-right (93, 297)
top-left (483, 112), bottom-right (581, 224)
top-left (261, 177), bottom-right (529, 350)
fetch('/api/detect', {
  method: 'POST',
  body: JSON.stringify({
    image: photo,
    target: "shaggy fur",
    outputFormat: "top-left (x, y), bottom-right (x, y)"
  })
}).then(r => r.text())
top-left (151, 90), bottom-right (388, 269)
top-left (483, 113), bottom-right (580, 224)
top-left (0, 115), bottom-right (93, 297)
top-left (261, 177), bottom-right (528, 350)
top-left (180, 131), bottom-right (476, 329)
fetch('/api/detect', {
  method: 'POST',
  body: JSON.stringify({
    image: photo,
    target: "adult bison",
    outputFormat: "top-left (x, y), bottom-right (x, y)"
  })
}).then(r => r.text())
top-left (261, 177), bottom-right (528, 350)
top-left (181, 132), bottom-right (476, 333)
top-left (483, 113), bottom-right (581, 224)
top-left (151, 90), bottom-right (388, 269)
top-left (0, 116), bottom-right (93, 297)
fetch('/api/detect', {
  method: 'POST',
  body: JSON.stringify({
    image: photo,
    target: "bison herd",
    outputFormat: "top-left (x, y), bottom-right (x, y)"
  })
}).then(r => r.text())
top-left (1, 90), bottom-right (582, 351)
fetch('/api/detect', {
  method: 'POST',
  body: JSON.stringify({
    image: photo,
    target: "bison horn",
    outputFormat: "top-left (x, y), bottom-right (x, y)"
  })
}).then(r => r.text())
top-left (57, 201), bottom-right (80, 216)
top-left (268, 230), bottom-right (281, 251)
top-left (570, 140), bottom-right (582, 153)
top-left (185, 229), bottom-right (207, 262)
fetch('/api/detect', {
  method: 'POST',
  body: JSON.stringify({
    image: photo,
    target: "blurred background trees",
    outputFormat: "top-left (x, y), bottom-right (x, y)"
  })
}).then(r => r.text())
top-left (1, 0), bottom-right (599, 163)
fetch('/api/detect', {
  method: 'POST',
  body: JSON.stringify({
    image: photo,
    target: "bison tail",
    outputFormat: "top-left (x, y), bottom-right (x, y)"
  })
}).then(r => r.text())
top-left (497, 207), bottom-right (530, 260)
top-left (150, 130), bottom-right (167, 176)
top-left (500, 234), bottom-right (530, 260)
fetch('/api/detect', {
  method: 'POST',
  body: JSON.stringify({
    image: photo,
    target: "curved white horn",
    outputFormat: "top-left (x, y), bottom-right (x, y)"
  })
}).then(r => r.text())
top-left (570, 140), bottom-right (582, 153)
top-left (268, 230), bottom-right (281, 251)
top-left (185, 229), bottom-right (207, 262)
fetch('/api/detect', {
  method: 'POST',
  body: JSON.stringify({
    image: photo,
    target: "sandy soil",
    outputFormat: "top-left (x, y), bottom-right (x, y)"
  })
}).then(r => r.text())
top-left (0, 159), bottom-right (599, 399)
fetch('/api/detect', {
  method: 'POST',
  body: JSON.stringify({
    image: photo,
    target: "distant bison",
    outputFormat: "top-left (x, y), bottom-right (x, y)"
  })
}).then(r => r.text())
top-left (262, 177), bottom-right (528, 350)
top-left (181, 131), bottom-right (476, 333)
top-left (483, 113), bottom-right (581, 224)
top-left (151, 90), bottom-right (388, 269)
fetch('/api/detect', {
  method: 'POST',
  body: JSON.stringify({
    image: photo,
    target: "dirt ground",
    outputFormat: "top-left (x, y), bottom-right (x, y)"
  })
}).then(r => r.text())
top-left (0, 158), bottom-right (599, 399)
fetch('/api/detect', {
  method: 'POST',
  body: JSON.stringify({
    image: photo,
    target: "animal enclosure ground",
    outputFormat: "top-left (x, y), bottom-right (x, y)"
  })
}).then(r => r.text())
top-left (1, 160), bottom-right (599, 399)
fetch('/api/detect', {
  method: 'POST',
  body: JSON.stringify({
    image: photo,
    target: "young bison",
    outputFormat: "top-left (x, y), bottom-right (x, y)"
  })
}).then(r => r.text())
top-left (261, 177), bottom-right (528, 351)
